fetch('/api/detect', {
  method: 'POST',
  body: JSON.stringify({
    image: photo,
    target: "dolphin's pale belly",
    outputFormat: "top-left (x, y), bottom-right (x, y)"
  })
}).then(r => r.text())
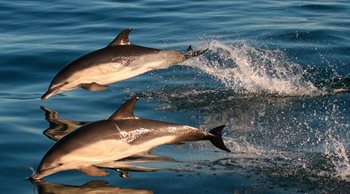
top-left (87, 62), bottom-right (158, 85)
top-left (75, 53), bottom-right (175, 86)
top-left (60, 135), bottom-right (178, 168)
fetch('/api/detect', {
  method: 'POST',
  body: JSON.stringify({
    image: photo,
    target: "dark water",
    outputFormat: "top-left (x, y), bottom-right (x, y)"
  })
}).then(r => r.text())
top-left (1, 0), bottom-right (350, 193)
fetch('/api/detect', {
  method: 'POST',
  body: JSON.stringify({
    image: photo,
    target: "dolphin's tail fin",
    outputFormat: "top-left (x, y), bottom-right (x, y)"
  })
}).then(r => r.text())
top-left (207, 125), bottom-right (231, 152)
top-left (184, 45), bottom-right (208, 59)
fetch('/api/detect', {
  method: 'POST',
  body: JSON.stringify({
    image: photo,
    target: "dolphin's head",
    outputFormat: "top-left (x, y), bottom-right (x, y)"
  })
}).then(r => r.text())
top-left (32, 149), bottom-right (67, 180)
top-left (41, 70), bottom-right (79, 100)
top-left (32, 164), bottom-right (60, 181)
top-left (41, 81), bottom-right (67, 100)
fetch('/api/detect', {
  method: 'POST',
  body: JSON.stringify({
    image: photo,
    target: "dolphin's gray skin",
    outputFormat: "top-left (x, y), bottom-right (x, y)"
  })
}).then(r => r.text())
top-left (41, 28), bottom-right (207, 100)
top-left (32, 96), bottom-right (230, 180)
top-left (33, 180), bottom-right (153, 194)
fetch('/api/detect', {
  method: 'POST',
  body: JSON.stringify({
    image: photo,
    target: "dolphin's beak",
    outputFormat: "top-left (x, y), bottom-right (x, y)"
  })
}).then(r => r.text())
top-left (41, 82), bottom-right (68, 100)
top-left (29, 174), bottom-right (41, 181)
top-left (42, 84), bottom-right (68, 100)
top-left (41, 88), bottom-right (58, 101)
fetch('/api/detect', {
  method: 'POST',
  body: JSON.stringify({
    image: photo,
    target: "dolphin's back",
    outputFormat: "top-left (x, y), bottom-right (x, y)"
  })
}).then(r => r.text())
top-left (115, 119), bottom-right (206, 144)
top-left (66, 45), bottom-right (160, 70)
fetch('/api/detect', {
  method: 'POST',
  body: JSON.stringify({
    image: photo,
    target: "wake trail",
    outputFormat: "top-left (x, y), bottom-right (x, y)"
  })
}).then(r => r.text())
top-left (185, 40), bottom-right (324, 97)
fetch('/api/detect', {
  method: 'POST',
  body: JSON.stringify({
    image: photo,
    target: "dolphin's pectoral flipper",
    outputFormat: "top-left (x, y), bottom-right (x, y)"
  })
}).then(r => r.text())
top-left (206, 125), bottom-right (231, 152)
top-left (79, 166), bottom-right (109, 177)
top-left (108, 96), bottom-right (138, 120)
top-left (81, 82), bottom-right (109, 91)
top-left (108, 28), bottom-right (132, 46)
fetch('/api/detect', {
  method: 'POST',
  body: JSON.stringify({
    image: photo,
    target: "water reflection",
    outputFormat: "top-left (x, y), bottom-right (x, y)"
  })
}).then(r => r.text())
top-left (96, 151), bottom-right (180, 178)
top-left (41, 106), bottom-right (89, 141)
top-left (34, 180), bottom-right (153, 194)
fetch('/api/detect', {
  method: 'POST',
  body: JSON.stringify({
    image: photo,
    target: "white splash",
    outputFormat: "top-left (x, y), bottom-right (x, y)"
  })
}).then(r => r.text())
top-left (324, 134), bottom-right (350, 180)
top-left (185, 41), bottom-right (322, 96)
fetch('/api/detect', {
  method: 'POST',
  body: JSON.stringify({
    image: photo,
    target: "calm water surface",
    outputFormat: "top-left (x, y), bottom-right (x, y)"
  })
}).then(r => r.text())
top-left (1, 0), bottom-right (350, 193)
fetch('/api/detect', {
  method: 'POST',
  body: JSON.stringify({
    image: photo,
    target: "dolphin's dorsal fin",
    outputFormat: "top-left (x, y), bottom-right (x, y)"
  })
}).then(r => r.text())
top-left (108, 96), bottom-right (138, 120)
top-left (79, 166), bottom-right (109, 176)
top-left (108, 28), bottom-right (132, 46)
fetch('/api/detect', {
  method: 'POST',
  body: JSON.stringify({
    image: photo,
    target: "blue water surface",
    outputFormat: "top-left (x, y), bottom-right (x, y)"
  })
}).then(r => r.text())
top-left (1, 0), bottom-right (350, 193)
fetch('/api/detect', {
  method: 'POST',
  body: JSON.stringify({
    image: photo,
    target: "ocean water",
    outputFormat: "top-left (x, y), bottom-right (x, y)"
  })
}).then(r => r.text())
top-left (1, 0), bottom-right (350, 193)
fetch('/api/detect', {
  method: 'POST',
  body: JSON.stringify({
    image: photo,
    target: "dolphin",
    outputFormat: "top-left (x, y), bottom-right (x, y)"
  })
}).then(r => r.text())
top-left (31, 96), bottom-right (230, 180)
top-left (41, 28), bottom-right (207, 100)
top-left (33, 180), bottom-right (153, 194)
top-left (40, 106), bottom-right (183, 178)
